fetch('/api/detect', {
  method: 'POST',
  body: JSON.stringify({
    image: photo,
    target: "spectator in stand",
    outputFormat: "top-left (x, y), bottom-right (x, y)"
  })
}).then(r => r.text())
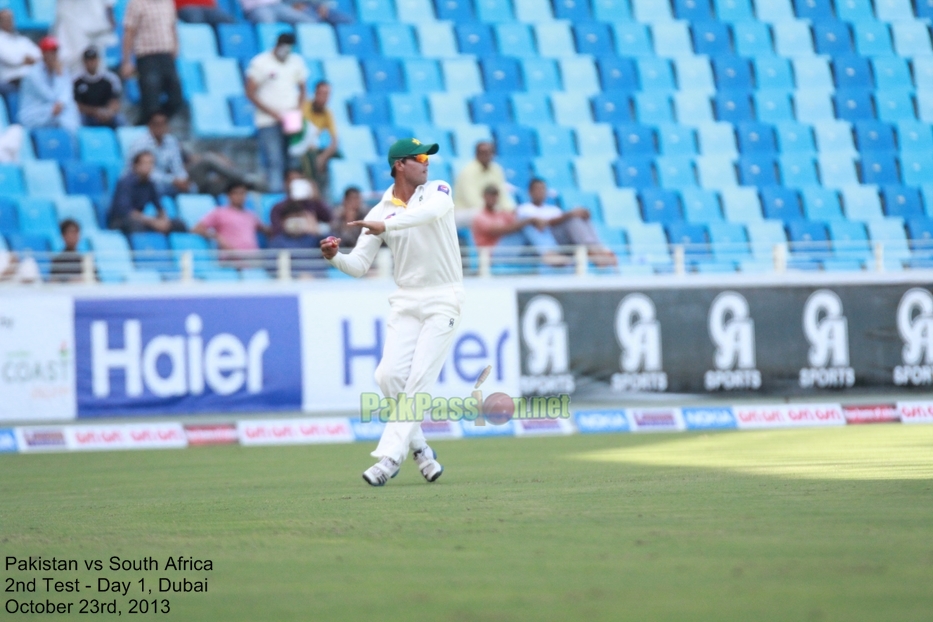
top-left (109, 150), bottom-right (187, 235)
top-left (330, 186), bottom-right (364, 248)
top-left (246, 33), bottom-right (308, 193)
top-left (517, 178), bottom-right (617, 267)
top-left (73, 48), bottom-right (125, 128)
top-left (0, 247), bottom-right (40, 283)
top-left (239, 0), bottom-right (351, 24)
top-left (193, 181), bottom-right (270, 254)
top-left (175, 0), bottom-right (235, 27)
top-left (269, 169), bottom-right (331, 249)
top-left (120, 0), bottom-right (183, 124)
top-left (54, 0), bottom-right (117, 74)
top-left (50, 219), bottom-right (90, 282)
top-left (0, 124), bottom-right (24, 162)
top-left (128, 111), bottom-right (190, 197)
top-left (453, 141), bottom-right (515, 229)
top-left (18, 37), bottom-right (81, 134)
top-left (300, 79), bottom-right (339, 202)
top-left (472, 185), bottom-right (538, 248)
top-left (0, 8), bottom-right (40, 95)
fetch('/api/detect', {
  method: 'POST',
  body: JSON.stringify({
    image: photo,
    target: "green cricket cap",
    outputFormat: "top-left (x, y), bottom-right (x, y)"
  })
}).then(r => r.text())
top-left (387, 138), bottom-right (439, 165)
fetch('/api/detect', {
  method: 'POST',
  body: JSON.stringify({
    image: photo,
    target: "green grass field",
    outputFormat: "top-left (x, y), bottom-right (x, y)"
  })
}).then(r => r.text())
top-left (3, 425), bottom-right (933, 621)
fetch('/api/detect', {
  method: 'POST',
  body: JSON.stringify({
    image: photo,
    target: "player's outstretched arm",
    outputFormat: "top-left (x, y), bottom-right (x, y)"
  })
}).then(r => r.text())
top-left (320, 232), bottom-right (381, 277)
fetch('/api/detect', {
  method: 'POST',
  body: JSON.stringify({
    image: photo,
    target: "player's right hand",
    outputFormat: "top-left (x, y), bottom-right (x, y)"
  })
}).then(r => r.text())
top-left (320, 236), bottom-right (340, 259)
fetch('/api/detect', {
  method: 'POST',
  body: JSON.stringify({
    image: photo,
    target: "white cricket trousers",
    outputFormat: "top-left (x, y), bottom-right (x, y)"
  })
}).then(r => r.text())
top-left (372, 283), bottom-right (465, 463)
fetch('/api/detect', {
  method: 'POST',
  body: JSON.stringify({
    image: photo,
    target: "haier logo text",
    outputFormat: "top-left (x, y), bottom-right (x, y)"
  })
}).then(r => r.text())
top-left (76, 297), bottom-right (302, 416)
top-left (705, 292), bottom-right (761, 391)
top-left (612, 294), bottom-right (666, 392)
top-left (895, 288), bottom-right (933, 386)
top-left (800, 290), bottom-right (855, 389)
top-left (520, 295), bottom-right (574, 394)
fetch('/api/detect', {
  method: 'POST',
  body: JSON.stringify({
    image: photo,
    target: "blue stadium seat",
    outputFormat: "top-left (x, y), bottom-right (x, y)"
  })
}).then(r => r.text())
top-left (191, 94), bottom-right (252, 138)
top-left (373, 126), bottom-right (415, 154)
top-left (833, 56), bottom-right (872, 90)
top-left (357, 0), bottom-right (396, 23)
top-left (0, 164), bottom-right (25, 196)
top-left (881, 185), bottom-right (924, 219)
top-left (733, 21), bottom-right (773, 56)
top-left (218, 24), bottom-right (259, 62)
top-left (597, 57), bottom-right (637, 93)
top-left (552, 92), bottom-right (594, 125)
top-left (793, 57), bottom-right (833, 92)
top-left (853, 120), bottom-right (895, 154)
top-left (494, 125), bottom-right (536, 157)
top-left (834, 90), bottom-right (876, 123)
top-left (521, 58), bottom-right (561, 92)
top-left (129, 232), bottom-right (173, 275)
top-left (616, 124), bottom-right (657, 158)
top-left (202, 58), bottom-right (243, 98)
top-left (376, 23), bottom-right (419, 58)
top-left (801, 187), bottom-right (843, 221)
top-left (753, 57), bottom-right (793, 91)
top-left (874, 90), bottom-right (915, 124)
top-left (22, 160), bottom-right (64, 197)
top-left (720, 186), bottom-right (762, 221)
top-left (7, 234), bottom-right (51, 275)
top-left (389, 93), bottom-right (430, 126)
top-left (639, 189), bottom-right (682, 223)
top-left (794, 0), bottom-right (833, 19)
top-left (779, 156), bottom-right (820, 189)
top-left (456, 23), bottom-right (494, 56)
top-left (472, 0), bottom-right (512, 22)
top-left (674, 92), bottom-right (713, 125)
top-left (77, 127), bottom-right (120, 165)
top-left (906, 218), bottom-right (933, 249)
top-left (819, 154), bottom-right (859, 187)
top-left (814, 121), bottom-right (856, 155)
top-left (574, 157), bottom-right (618, 192)
top-left (176, 194), bottom-right (217, 229)
top-left (696, 122), bottom-right (738, 157)
top-left (323, 57), bottom-right (366, 96)
top-left (599, 189), bottom-right (642, 228)
top-left (813, 21), bottom-right (852, 56)
top-left (62, 162), bottom-right (106, 196)
top-left (575, 23), bottom-right (614, 56)
top-left (867, 219), bottom-right (911, 268)
top-left (715, 0), bottom-right (754, 21)
top-left (32, 128), bottom-right (74, 162)
top-left (632, 0), bottom-right (672, 22)
top-left (368, 162), bottom-right (394, 192)
top-left (612, 23), bottom-right (653, 57)
top-left (675, 0), bottom-right (713, 20)
top-left (576, 124), bottom-right (618, 158)
top-left (754, 90), bottom-right (794, 123)
top-left (674, 57), bottom-right (715, 93)
top-left (614, 157), bottom-right (655, 189)
top-left (229, 95), bottom-right (255, 129)
top-left (794, 92), bottom-right (835, 124)
top-left (744, 221), bottom-right (786, 265)
top-left (498, 156), bottom-right (533, 193)
top-left (471, 92), bottom-right (512, 125)
top-left (429, 93), bottom-right (471, 126)
top-left (176, 59), bottom-right (205, 100)
top-left (693, 22), bottom-right (731, 56)
top-left (0, 197), bottom-right (18, 235)
top-left (559, 58), bottom-right (601, 95)
top-left (363, 58), bottom-right (405, 92)
top-left (349, 93), bottom-right (391, 125)
top-left (330, 160), bottom-right (373, 198)
top-left (652, 22), bottom-right (694, 58)
top-left (897, 121), bottom-right (933, 153)
top-left (533, 157), bottom-right (575, 190)
top-left (592, 92), bottom-right (632, 124)
top-left (876, 0), bottom-right (914, 21)
top-left (178, 23), bottom-right (218, 61)
top-left (841, 186), bottom-right (884, 221)
top-left (511, 92), bottom-right (552, 125)
top-left (861, 153), bottom-right (900, 185)
top-left (760, 186), bottom-right (803, 221)
top-left (681, 187), bottom-right (723, 223)
top-left (514, 0), bottom-right (554, 21)
top-left (913, 57), bottom-right (933, 91)
top-left (655, 156), bottom-right (697, 189)
top-left (87, 231), bottom-right (157, 283)
top-left (415, 22), bottom-right (458, 58)
top-left (827, 221), bottom-right (871, 263)
top-left (536, 125), bottom-right (576, 156)
top-left (736, 122), bottom-right (776, 154)
top-left (892, 21), bottom-right (933, 58)
top-left (255, 23), bottom-right (292, 53)
top-left (712, 57), bottom-right (752, 92)
top-left (773, 21), bottom-right (815, 57)
top-left (738, 155), bottom-right (778, 187)
top-left (169, 232), bottom-right (239, 281)
top-left (708, 221), bottom-right (750, 263)
top-left (636, 58), bottom-right (675, 92)
top-left (535, 23), bottom-right (577, 59)
top-left (666, 222), bottom-right (712, 261)
top-left (336, 24), bottom-right (379, 57)
top-left (900, 153), bottom-right (933, 188)
top-left (16, 198), bottom-right (59, 244)
top-left (480, 56), bottom-right (523, 92)
top-left (594, 0), bottom-right (633, 22)
top-left (787, 221), bottom-right (831, 261)
top-left (55, 196), bottom-right (99, 231)
top-left (854, 21), bottom-right (893, 57)
top-left (714, 91), bottom-right (754, 123)
top-left (434, 0), bottom-right (473, 21)
top-left (657, 124), bottom-right (696, 155)
top-left (403, 59), bottom-right (443, 92)
top-left (917, 0), bottom-right (933, 20)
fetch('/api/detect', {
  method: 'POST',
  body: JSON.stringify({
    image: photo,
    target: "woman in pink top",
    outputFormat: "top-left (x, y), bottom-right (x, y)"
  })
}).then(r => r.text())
top-left (194, 182), bottom-right (270, 263)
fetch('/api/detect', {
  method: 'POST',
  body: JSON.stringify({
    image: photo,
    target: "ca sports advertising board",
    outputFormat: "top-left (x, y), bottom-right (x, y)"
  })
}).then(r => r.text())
top-left (516, 283), bottom-right (933, 400)
top-left (2, 281), bottom-right (933, 422)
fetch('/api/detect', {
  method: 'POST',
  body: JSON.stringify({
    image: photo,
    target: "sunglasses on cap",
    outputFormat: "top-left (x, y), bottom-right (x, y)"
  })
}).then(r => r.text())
top-left (403, 153), bottom-right (430, 164)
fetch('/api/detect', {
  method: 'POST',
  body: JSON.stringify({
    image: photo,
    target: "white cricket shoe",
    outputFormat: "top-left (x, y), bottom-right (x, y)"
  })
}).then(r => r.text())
top-left (362, 457), bottom-right (400, 487)
top-left (413, 446), bottom-right (443, 482)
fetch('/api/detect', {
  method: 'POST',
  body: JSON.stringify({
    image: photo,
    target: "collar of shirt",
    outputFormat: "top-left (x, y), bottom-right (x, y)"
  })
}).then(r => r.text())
top-left (380, 183), bottom-right (432, 210)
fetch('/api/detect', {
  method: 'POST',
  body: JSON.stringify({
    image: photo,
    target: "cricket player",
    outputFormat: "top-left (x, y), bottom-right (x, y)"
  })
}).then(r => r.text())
top-left (320, 138), bottom-right (464, 486)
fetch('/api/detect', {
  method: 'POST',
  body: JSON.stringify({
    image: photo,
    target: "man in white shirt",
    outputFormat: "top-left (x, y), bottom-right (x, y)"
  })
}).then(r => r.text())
top-left (0, 9), bottom-right (41, 94)
top-left (321, 138), bottom-right (463, 487)
top-left (246, 33), bottom-right (308, 193)
top-left (18, 37), bottom-right (81, 134)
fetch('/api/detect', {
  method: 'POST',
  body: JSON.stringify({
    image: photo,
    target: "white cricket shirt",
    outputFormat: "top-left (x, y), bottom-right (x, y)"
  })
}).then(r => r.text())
top-left (328, 180), bottom-right (464, 289)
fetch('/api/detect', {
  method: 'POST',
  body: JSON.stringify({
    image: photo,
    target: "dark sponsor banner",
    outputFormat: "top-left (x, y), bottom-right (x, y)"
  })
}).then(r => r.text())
top-left (184, 424), bottom-right (238, 445)
top-left (842, 404), bottom-right (899, 424)
top-left (75, 296), bottom-right (302, 416)
top-left (517, 284), bottom-right (933, 400)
